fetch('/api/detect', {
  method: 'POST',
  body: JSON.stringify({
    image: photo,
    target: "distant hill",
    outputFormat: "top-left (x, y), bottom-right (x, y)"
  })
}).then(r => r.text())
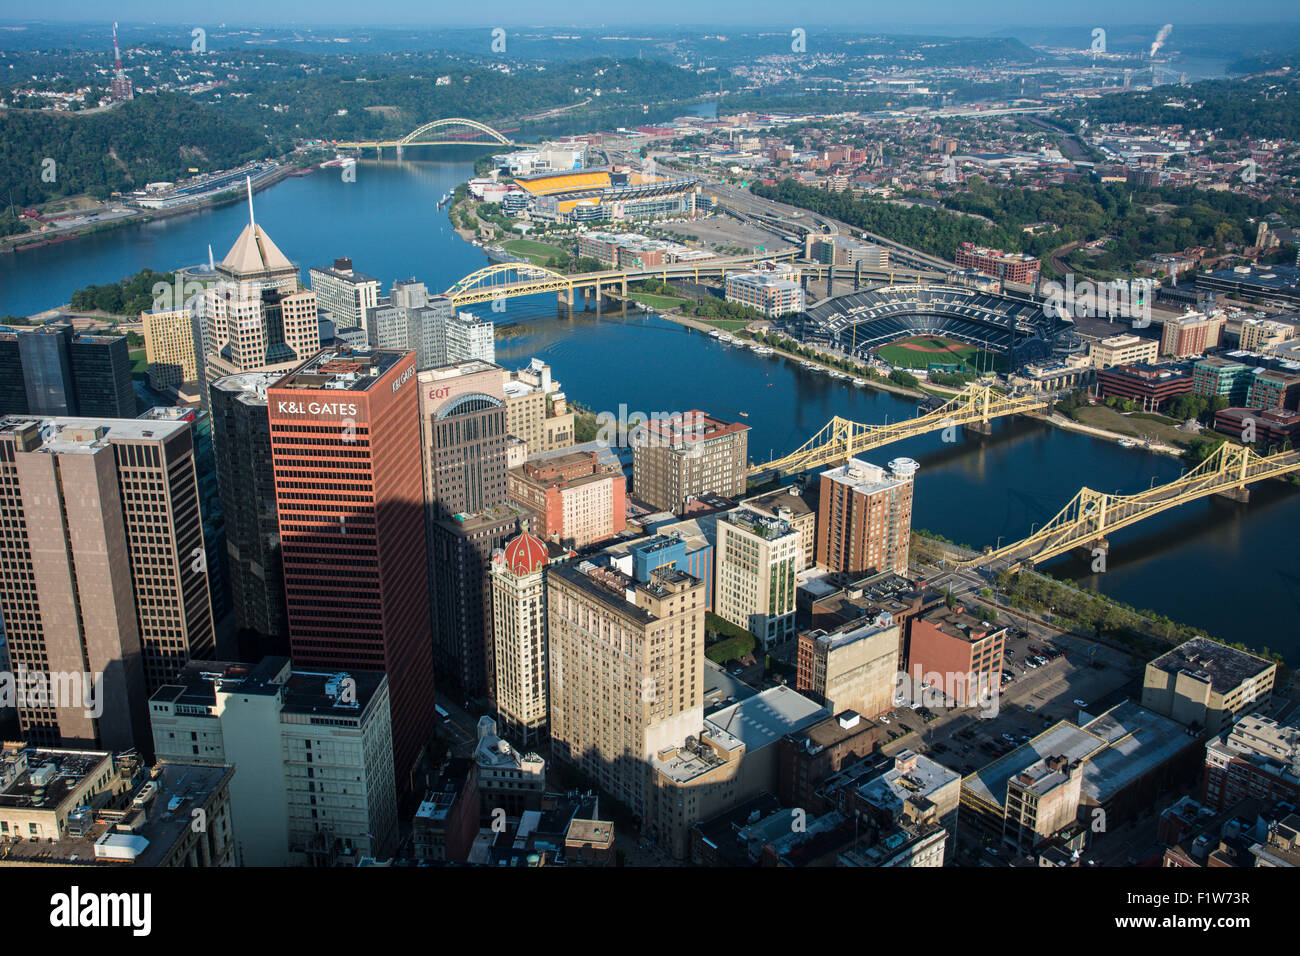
top-left (0, 92), bottom-right (275, 207)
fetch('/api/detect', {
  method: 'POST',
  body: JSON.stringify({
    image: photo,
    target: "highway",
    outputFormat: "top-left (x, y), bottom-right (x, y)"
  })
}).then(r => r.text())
top-left (703, 180), bottom-right (957, 273)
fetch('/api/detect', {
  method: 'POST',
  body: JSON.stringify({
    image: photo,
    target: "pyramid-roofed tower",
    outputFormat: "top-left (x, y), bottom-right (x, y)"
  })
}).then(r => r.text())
top-left (220, 221), bottom-right (295, 278)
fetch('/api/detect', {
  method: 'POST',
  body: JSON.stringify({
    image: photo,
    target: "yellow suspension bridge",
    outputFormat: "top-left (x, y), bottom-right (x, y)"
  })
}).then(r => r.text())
top-left (441, 251), bottom-right (799, 308)
top-left (956, 442), bottom-right (1300, 572)
top-left (749, 384), bottom-right (1048, 477)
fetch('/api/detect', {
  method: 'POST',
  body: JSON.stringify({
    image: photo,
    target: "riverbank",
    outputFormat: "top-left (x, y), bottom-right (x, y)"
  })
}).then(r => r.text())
top-left (0, 160), bottom-right (307, 256)
top-left (652, 308), bottom-right (937, 403)
top-left (1044, 410), bottom-right (1185, 457)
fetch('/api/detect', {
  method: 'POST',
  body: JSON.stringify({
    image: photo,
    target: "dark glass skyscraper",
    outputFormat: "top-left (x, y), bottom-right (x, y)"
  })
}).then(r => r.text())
top-left (210, 372), bottom-right (289, 658)
top-left (1, 324), bottom-right (135, 418)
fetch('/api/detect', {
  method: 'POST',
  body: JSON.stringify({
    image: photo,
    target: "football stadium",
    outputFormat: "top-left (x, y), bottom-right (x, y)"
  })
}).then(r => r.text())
top-left (796, 283), bottom-right (1075, 373)
top-left (507, 166), bottom-right (700, 223)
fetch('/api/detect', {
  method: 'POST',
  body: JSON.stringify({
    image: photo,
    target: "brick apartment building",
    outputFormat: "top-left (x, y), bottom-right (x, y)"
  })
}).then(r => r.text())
top-left (507, 450), bottom-right (626, 549)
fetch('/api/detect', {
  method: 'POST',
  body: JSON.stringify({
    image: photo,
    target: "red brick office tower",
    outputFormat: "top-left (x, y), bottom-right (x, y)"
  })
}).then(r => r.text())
top-left (268, 347), bottom-right (432, 789)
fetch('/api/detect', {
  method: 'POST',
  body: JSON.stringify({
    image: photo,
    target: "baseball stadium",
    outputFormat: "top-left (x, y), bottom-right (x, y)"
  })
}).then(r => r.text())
top-left (796, 284), bottom-right (1075, 374)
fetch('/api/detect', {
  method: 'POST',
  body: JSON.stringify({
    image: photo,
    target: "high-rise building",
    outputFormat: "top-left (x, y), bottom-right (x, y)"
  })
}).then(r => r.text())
top-left (429, 506), bottom-right (531, 701)
top-left (210, 372), bottom-right (289, 655)
top-left (418, 360), bottom-right (510, 520)
top-left (1, 325), bottom-right (135, 418)
top-left (365, 279), bottom-right (494, 369)
top-left (740, 482), bottom-right (818, 571)
top-left (490, 531), bottom-right (553, 746)
top-left (142, 306), bottom-right (202, 389)
top-left (632, 410), bottom-right (749, 514)
top-left (148, 657), bottom-right (398, 866)
top-left (419, 360), bottom-right (530, 700)
top-left (199, 185), bottom-right (320, 391)
top-left (547, 561), bottom-right (705, 819)
top-left (137, 406), bottom-right (229, 627)
top-left (0, 331), bottom-right (28, 414)
top-left (68, 333), bottom-right (136, 418)
top-left (502, 358), bottom-right (575, 456)
top-left (15, 325), bottom-right (74, 415)
top-left (507, 450), bottom-right (626, 550)
top-left (1160, 310), bottom-right (1226, 358)
top-left (268, 347), bottom-right (433, 788)
top-left (714, 507), bottom-right (800, 649)
top-left (0, 415), bottom-right (214, 753)
top-left (816, 457), bottom-right (917, 578)
top-left (309, 258), bottom-right (381, 331)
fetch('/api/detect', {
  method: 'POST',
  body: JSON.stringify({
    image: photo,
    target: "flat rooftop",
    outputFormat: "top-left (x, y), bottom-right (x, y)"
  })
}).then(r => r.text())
top-left (918, 605), bottom-right (1005, 644)
top-left (211, 370), bottom-right (281, 404)
top-left (704, 686), bottom-right (827, 755)
top-left (1148, 637), bottom-right (1274, 694)
top-left (0, 415), bottom-right (190, 453)
top-left (963, 721), bottom-right (1106, 809)
top-left (811, 617), bottom-right (897, 653)
top-left (151, 656), bottom-right (386, 717)
top-left (275, 347), bottom-right (411, 392)
top-left (1080, 700), bottom-right (1199, 801)
top-left (720, 507), bottom-right (796, 539)
top-left (0, 747), bottom-right (112, 813)
top-left (741, 483), bottom-right (817, 520)
top-left (312, 263), bottom-right (380, 284)
top-left (965, 700), bottom-right (1195, 808)
top-left (822, 456), bottom-right (917, 496)
top-left (0, 761), bottom-right (233, 867)
top-left (787, 711), bottom-right (878, 752)
top-left (857, 749), bottom-right (961, 812)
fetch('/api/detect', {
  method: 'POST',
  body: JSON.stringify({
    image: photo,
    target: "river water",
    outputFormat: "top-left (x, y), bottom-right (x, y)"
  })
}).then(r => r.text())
top-left (3, 153), bottom-right (1296, 661)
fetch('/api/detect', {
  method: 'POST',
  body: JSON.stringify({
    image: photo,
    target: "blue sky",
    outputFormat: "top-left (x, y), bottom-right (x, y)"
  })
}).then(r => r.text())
top-left (5, 1), bottom-right (1299, 29)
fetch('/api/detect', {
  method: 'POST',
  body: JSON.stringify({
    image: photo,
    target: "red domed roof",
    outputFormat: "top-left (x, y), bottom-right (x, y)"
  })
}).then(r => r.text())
top-left (503, 531), bottom-right (549, 576)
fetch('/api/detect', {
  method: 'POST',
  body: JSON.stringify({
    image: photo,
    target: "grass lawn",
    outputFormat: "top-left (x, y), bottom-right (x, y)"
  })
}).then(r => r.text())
top-left (129, 348), bottom-right (148, 379)
top-left (629, 292), bottom-right (692, 310)
top-left (704, 611), bottom-right (757, 664)
top-left (1070, 404), bottom-right (1200, 447)
top-left (705, 635), bottom-right (756, 665)
top-left (876, 335), bottom-right (1006, 372)
top-left (695, 317), bottom-right (752, 332)
top-left (502, 238), bottom-right (569, 265)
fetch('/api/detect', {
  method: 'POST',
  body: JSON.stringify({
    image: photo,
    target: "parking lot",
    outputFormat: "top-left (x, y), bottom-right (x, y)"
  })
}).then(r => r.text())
top-left (879, 628), bottom-right (1141, 776)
